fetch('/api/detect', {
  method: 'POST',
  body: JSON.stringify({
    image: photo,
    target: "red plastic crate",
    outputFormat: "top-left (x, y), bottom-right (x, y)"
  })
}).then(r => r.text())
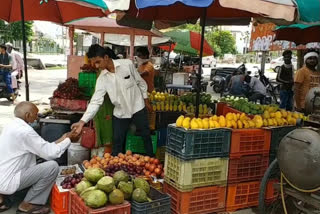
top-left (51, 185), bottom-right (69, 214)
top-left (230, 129), bottom-right (271, 158)
top-left (50, 98), bottom-right (88, 112)
top-left (69, 189), bottom-right (131, 214)
top-left (226, 181), bottom-right (260, 212)
top-left (265, 179), bottom-right (279, 204)
top-left (163, 182), bottom-right (226, 214)
top-left (228, 155), bottom-right (269, 184)
top-left (216, 102), bottom-right (227, 116)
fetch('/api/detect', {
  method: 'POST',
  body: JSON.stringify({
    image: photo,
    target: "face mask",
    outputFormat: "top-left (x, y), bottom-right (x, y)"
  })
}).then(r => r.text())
top-left (136, 57), bottom-right (149, 66)
top-left (29, 120), bottom-right (40, 129)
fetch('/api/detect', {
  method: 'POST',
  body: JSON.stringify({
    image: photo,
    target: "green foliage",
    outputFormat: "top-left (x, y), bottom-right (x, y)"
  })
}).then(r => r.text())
top-left (173, 23), bottom-right (237, 57)
top-left (0, 21), bottom-right (33, 42)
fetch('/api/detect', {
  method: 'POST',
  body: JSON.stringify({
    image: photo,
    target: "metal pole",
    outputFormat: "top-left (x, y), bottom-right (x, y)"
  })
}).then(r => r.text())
top-left (195, 8), bottom-right (207, 118)
top-left (20, 0), bottom-right (29, 101)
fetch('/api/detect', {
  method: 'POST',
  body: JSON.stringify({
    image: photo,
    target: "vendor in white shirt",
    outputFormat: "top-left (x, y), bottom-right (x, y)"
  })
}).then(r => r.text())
top-left (72, 44), bottom-right (154, 157)
top-left (0, 102), bottom-right (79, 214)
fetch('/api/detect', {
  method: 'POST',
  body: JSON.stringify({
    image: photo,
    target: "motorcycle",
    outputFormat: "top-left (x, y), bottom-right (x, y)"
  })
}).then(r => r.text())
top-left (0, 72), bottom-right (21, 101)
top-left (252, 66), bottom-right (280, 104)
top-left (189, 72), bottom-right (208, 93)
top-left (210, 64), bottom-right (246, 96)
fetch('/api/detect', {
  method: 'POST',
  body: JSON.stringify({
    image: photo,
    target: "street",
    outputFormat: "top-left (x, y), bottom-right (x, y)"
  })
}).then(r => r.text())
top-left (0, 69), bottom-right (66, 133)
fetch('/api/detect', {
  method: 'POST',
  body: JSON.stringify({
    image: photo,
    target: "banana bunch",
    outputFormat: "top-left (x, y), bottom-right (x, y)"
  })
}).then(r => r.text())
top-left (176, 110), bottom-right (301, 130)
top-left (262, 109), bottom-right (305, 126)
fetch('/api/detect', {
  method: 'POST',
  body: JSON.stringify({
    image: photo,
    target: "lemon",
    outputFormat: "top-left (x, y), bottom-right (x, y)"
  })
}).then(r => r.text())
top-left (190, 119), bottom-right (199, 130)
top-left (237, 120), bottom-right (243, 129)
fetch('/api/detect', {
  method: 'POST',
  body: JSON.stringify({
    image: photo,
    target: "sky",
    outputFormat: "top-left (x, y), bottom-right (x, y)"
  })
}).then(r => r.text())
top-left (34, 21), bottom-right (64, 39)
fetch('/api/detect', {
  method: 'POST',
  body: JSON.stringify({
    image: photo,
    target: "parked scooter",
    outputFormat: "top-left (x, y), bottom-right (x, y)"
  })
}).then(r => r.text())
top-left (0, 72), bottom-right (20, 101)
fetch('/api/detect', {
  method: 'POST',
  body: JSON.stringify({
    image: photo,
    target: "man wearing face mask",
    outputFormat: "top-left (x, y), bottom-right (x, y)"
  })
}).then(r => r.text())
top-left (136, 47), bottom-right (154, 93)
top-left (294, 51), bottom-right (320, 113)
top-left (276, 50), bottom-right (294, 111)
top-left (72, 44), bottom-right (154, 157)
top-left (0, 101), bottom-right (79, 213)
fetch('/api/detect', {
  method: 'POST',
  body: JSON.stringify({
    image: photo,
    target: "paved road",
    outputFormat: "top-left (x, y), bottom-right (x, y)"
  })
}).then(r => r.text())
top-left (0, 69), bottom-right (67, 133)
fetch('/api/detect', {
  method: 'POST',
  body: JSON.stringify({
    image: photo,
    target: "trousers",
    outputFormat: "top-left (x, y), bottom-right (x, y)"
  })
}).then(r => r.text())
top-left (112, 108), bottom-right (154, 157)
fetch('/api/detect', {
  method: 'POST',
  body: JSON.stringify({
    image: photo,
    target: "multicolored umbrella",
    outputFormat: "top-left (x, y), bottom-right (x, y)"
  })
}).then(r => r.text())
top-left (0, 0), bottom-right (108, 101)
top-left (161, 30), bottom-right (214, 56)
top-left (0, 0), bottom-right (108, 24)
top-left (275, 24), bottom-right (320, 45)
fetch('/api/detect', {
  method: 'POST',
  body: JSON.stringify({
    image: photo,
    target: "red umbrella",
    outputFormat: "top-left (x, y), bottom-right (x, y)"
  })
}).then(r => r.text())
top-left (0, 0), bottom-right (108, 101)
top-left (1, 0), bottom-right (107, 24)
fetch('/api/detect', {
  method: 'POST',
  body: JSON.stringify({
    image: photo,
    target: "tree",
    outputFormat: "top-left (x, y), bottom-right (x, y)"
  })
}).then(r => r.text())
top-left (172, 23), bottom-right (237, 57)
top-left (0, 21), bottom-right (33, 43)
top-left (208, 30), bottom-right (237, 57)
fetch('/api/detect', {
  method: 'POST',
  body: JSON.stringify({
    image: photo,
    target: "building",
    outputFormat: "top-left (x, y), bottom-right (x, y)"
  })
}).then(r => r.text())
top-left (221, 25), bottom-right (251, 54)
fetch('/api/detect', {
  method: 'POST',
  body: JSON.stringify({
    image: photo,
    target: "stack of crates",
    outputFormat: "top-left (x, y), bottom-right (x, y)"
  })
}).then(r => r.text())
top-left (163, 125), bottom-right (231, 214)
top-left (226, 129), bottom-right (271, 212)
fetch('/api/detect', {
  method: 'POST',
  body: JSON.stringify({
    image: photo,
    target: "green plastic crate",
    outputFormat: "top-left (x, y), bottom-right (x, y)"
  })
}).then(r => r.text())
top-left (126, 133), bottom-right (157, 154)
top-left (268, 126), bottom-right (296, 154)
top-left (79, 72), bottom-right (96, 96)
top-left (164, 152), bottom-right (228, 192)
top-left (166, 125), bottom-right (231, 160)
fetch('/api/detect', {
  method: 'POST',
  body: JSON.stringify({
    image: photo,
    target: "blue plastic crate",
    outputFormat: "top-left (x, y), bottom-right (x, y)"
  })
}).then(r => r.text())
top-left (166, 125), bottom-right (231, 160)
top-left (131, 187), bottom-right (171, 214)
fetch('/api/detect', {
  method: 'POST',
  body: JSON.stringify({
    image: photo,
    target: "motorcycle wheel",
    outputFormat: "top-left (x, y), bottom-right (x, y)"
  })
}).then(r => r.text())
top-left (213, 85), bottom-right (222, 93)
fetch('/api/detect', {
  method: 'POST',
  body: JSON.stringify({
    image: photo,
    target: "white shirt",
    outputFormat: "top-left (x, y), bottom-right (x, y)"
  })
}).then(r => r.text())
top-left (81, 59), bottom-right (148, 123)
top-left (249, 77), bottom-right (267, 95)
top-left (10, 50), bottom-right (24, 71)
top-left (0, 118), bottom-right (71, 195)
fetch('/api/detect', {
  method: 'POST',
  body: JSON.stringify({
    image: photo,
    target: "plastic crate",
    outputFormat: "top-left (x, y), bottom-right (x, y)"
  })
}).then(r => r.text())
top-left (69, 189), bottom-right (131, 214)
top-left (131, 187), bottom-right (171, 214)
top-left (50, 98), bottom-right (88, 112)
top-left (228, 154), bottom-right (269, 184)
top-left (164, 152), bottom-right (228, 192)
top-left (148, 111), bottom-right (156, 130)
top-left (265, 179), bottom-right (279, 204)
top-left (166, 125), bottom-right (231, 160)
top-left (156, 111), bottom-right (185, 129)
top-left (78, 72), bottom-right (97, 88)
top-left (163, 182), bottom-right (226, 214)
top-left (157, 128), bottom-right (167, 147)
top-left (268, 126), bottom-right (296, 154)
top-left (216, 102), bottom-right (227, 116)
top-left (230, 129), bottom-right (271, 158)
top-left (226, 181), bottom-right (260, 212)
top-left (156, 146), bottom-right (166, 163)
top-left (125, 133), bottom-right (157, 154)
top-left (51, 185), bottom-right (69, 214)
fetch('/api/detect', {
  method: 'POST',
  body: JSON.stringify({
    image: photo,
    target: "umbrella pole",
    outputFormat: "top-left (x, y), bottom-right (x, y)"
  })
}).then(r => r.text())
top-left (195, 8), bottom-right (207, 118)
top-left (163, 42), bottom-right (173, 92)
top-left (20, 0), bottom-right (29, 101)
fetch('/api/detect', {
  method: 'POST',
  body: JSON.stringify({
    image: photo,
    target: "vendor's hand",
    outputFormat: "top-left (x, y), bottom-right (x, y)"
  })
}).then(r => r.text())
top-left (145, 99), bottom-right (153, 112)
top-left (71, 121), bottom-right (85, 135)
top-left (67, 129), bottom-right (81, 142)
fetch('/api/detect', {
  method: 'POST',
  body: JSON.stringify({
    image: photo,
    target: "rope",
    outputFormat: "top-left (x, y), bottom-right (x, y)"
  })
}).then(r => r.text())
top-left (280, 172), bottom-right (320, 214)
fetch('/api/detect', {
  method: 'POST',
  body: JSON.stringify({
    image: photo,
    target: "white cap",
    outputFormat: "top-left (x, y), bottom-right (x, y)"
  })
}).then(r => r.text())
top-left (5, 42), bottom-right (13, 47)
top-left (104, 0), bottom-right (130, 12)
top-left (304, 52), bottom-right (319, 63)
